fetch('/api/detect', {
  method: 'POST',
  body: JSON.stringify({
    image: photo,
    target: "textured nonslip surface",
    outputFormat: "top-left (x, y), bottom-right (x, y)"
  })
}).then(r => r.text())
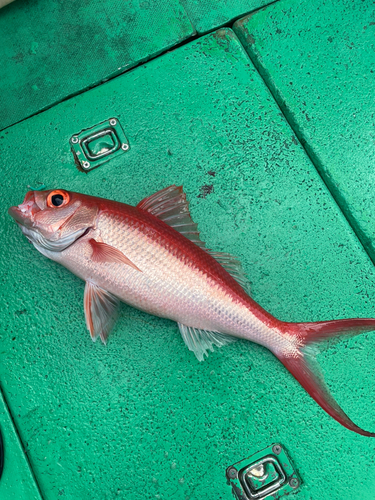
top-left (181, 0), bottom-right (275, 34)
top-left (0, 389), bottom-right (42, 499)
top-left (0, 0), bottom-right (280, 131)
top-left (234, 0), bottom-right (375, 264)
top-left (2, 28), bottom-right (375, 500)
top-left (0, 0), bottom-right (193, 131)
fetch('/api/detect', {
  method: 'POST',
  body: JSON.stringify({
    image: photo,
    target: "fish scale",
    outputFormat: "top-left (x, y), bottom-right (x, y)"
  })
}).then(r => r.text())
top-left (62, 209), bottom-right (268, 340)
top-left (8, 184), bottom-right (375, 436)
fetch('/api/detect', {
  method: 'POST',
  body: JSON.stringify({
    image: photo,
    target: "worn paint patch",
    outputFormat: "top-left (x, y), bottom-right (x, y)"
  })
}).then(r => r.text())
top-left (0, 0), bottom-right (194, 130)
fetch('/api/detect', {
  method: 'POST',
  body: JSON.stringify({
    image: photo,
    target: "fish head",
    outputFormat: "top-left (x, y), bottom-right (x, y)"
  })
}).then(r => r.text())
top-left (8, 189), bottom-right (98, 253)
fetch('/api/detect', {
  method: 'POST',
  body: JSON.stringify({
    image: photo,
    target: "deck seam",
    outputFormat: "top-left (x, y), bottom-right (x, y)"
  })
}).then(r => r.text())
top-left (0, 1), bottom-right (281, 134)
top-left (236, 39), bottom-right (375, 267)
top-left (0, 382), bottom-right (45, 500)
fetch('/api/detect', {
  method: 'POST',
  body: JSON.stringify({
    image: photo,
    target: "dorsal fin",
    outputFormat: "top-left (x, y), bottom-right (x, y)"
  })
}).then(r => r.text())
top-left (137, 185), bottom-right (206, 248)
top-left (206, 250), bottom-right (251, 293)
top-left (137, 186), bottom-right (250, 292)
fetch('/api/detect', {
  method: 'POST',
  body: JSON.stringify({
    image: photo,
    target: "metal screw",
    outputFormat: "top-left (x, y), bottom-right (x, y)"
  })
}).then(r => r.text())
top-left (110, 119), bottom-right (117, 126)
top-left (289, 478), bottom-right (299, 489)
top-left (82, 161), bottom-right (91, 169)
top-left (272, 445), bottom-right (282, 455)
top-left (71, 136), bottom-right (79, 144)
top-left (227, 467), bottom-right (237, 479)
top-left (121, 143), bottom-right (129, 151)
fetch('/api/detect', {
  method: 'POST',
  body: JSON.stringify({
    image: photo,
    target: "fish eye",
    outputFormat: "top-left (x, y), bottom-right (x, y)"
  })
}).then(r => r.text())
top-left (46, 190), bottom-right (70, 208)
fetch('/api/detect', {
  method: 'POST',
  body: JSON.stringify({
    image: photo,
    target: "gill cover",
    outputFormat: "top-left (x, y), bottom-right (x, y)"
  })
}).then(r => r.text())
top-left (17, 189), bottom-right (98, 252)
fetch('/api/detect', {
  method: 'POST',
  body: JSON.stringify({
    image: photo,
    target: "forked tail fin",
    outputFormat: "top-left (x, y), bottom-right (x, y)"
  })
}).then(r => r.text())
top-left (275, 319), bottom-right (375, 437)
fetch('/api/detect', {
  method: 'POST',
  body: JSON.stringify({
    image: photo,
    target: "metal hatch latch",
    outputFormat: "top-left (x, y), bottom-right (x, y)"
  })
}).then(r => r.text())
top-left (70, 118), bottom-right (129, 171)
top-left (226, 444), bottom-right (300, 500)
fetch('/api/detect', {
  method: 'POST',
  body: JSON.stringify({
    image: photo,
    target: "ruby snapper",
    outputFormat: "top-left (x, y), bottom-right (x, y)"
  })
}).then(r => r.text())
top-left (8, 185), bottom-right (375, 436)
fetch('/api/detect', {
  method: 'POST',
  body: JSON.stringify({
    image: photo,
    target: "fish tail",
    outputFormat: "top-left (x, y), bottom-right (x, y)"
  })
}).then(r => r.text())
top-left (274, 318), bottom-right (375, 437)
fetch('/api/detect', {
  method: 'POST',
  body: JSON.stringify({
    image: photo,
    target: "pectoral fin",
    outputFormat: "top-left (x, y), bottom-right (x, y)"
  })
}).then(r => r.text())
top-left (84, 281), bottom-right (120, 344)
top-left (89, 238), bottom-right (141, 271)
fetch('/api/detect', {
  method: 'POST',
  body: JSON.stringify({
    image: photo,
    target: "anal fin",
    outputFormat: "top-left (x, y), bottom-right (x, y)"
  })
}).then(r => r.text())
top-left (178, 323), bottom-right (235, 362)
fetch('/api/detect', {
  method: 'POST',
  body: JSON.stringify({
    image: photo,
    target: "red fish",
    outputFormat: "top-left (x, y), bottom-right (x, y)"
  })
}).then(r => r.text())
top-left (8, 185), bottom-right (375, 436)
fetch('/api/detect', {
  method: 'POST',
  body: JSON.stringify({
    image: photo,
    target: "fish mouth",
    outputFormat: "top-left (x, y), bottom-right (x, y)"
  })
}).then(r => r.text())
top-left (8, 191), bottom-right (39, 228)
top-left (15, 221), bottom-right (92, 253)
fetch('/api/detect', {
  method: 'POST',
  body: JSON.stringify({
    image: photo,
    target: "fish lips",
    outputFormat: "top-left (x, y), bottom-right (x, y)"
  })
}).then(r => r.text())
top-left (8, 191), bottom-right (40, 228)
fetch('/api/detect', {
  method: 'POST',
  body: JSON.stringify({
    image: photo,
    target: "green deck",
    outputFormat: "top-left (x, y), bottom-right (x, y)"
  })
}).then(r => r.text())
top-left (0, 389), bottom-right (42, 499)
top-left (1, 1), bottom-right (375, 499)
top-left (0, 0), bottom-right (194, 130)
top-left (234, 0), bottom-right (375, 264)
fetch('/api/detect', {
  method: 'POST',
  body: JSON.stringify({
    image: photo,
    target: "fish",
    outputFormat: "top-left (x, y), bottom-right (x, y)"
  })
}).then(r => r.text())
top-left (8, 185), bottom-right (375, 436)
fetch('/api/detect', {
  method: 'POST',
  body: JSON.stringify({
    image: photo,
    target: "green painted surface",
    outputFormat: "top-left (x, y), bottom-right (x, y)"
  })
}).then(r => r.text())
top-left (181, 0), bottom-right (274, 34)
top-left (2, 27), bottom-right (375, 500)
top-left (0, 0), bottom-right (193, 131)
top-left (234, 0), bottom-right (375, 265)
top-left (0, 387), bottom-right (42, 499)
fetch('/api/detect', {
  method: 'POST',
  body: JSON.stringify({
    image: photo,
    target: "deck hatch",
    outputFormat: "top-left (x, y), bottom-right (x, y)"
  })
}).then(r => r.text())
top-left (70, 118), bottom-right (129, 171)
top-left (226, 444), bottom-right (300, 500)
